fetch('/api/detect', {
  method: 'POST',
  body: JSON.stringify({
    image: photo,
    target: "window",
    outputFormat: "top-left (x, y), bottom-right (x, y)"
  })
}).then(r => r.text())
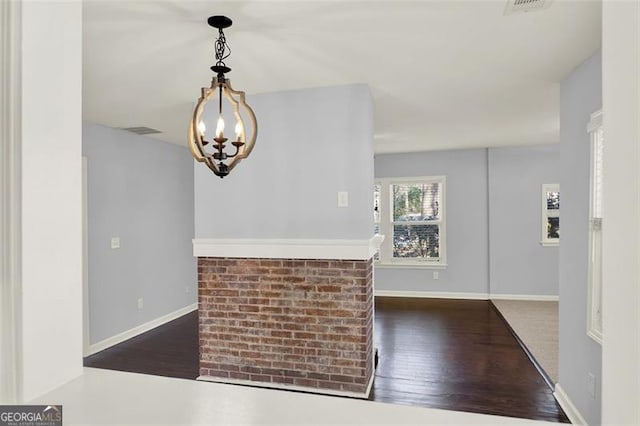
top-left (374, 177), bottom-right (446, 266)
top-left (587, 110), bottom-right (603, 344)
top-left (541, 184), bottom-right (560, 246)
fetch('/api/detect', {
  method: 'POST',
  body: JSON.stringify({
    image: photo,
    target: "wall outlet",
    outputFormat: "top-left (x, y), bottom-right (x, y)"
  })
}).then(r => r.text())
top-left (587, 373), bottom-right (596, 399)
top-left (137, 298), bottom-right (144, 310)
top-left (433, 271), bottom-right (439, 280)
top-left (185, 286), bottom-right (190, 293)
top-left (337, 191), bottom-right (349, 207)
top-left (110, 237), bottom-right (120, 249)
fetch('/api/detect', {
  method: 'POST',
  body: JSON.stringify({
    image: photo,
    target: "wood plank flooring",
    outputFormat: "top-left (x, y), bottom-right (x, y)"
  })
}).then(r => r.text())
top-left (84, 310), bottom-right (199, 380)
top-left (371, 298), bottom-right (568, 422)
top-left (84, 298), bottom-right (568, 423)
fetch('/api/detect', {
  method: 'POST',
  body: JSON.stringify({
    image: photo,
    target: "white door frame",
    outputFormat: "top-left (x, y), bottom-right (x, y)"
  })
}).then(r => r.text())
top-left (0, 0), bottom-right (23, 403)
top-left (82, 156), bottom-right (91, 356)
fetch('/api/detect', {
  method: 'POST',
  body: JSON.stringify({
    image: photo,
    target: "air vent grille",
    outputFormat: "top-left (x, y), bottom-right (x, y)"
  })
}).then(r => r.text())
top-left (121, 126), bottom-right (162, 135)
top-left (504, 0), bottom-right (552, 15)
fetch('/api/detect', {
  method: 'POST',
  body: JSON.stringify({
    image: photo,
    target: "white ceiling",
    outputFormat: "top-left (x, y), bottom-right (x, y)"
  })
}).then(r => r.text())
top-left (82, 0), bottom-right (601, 154)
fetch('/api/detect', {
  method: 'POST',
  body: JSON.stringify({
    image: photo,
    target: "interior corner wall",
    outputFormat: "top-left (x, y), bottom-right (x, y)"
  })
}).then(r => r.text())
top-left (20, 0), bottom-right (83, 401)
top-left (83, 123), bottom-right (196, 345)
top-left (488, 145), bottom-right (560, 297)
top-left (374, 149), bottom-right (489, 295)
top-left (559, 50), bottom-right (602, 425)
top-left (194, 84), bottom-right (374, 240)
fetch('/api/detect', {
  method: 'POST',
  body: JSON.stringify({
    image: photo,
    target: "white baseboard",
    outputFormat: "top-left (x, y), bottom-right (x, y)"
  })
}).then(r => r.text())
top-left (490, 294), bottom-right (559, 302)
top-left (85, 303), bottom-right (197, 357)
top-left (374, 290), bottom-right (489, 300)
top-left (373, 291), bottom-right (558, 302)
top-left (198, 371), bottom-right (375, 400)
top-left (554, 383), bottom-right (588, 425)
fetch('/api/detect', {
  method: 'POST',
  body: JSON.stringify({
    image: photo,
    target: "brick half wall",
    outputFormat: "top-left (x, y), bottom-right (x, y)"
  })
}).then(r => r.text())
top-left (198, 257), bottom-right (374, 396)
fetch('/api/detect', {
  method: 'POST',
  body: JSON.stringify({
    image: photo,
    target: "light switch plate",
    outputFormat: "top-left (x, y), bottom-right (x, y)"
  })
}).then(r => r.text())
top-left (338, 191), bottom-right (349, 207)
top-left (111, 237), bottom-right (120, 249)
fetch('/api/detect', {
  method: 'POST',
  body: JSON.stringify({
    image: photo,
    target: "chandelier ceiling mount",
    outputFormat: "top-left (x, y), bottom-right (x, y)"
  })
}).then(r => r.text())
top-left (188, 15), bottom-right (258, 178)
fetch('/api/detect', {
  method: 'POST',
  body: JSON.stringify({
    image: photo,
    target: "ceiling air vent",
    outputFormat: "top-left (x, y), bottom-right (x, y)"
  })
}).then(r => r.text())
top-left (504, 0), bottom-right (553, 15)
top-left (121, 126), bottom-right (162, 135)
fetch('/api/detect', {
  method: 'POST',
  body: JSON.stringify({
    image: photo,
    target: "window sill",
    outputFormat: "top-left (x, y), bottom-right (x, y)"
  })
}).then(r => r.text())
top-left (540, 241), bottom-right (559, 247)
top-left (375, 262), bottom-right (448, 270)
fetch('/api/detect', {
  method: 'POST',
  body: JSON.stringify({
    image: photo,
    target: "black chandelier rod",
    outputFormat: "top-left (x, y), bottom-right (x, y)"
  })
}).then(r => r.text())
top-left (208, 16), bottom-right (233, 79)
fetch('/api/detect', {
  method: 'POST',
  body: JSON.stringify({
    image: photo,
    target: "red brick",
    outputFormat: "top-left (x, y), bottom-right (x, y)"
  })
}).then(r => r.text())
top-left (249, 374), bottom-right (272, 382)
top-left (341, 367), bottom-right (364, 376)
top-left (198, 256), bottom-right (373, 394)
top-left (282, 322), bottom-right (305, 331)
top-left (207, 370), bottom-right (230, 378)
top-left (306, 260), bottom-right (329, 268)
top-left (271, 361), bottom-right (294, 370)
top-left (271, 376), bottom-right (295, 385)
top-left (319, 269), bottom-right (343, 277)
top-left (293, 332), bottom-right (316, 340)
top-left (316, 285), bottom-right (341, 293)
top-left (342, 383), bottom-right (366, 393)
top-left (239, 365), bottom-right (262, 374)
top-left (330, 374), bottom-right (354, 383)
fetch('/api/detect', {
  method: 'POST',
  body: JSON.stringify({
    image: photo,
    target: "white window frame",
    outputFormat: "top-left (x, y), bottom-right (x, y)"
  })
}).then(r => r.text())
top-left (541, 183), bottom-right (560, 246)
top-left (375, 176), bottom-right (447, 268)
top-left (587, 109), bottom-right (603, 344)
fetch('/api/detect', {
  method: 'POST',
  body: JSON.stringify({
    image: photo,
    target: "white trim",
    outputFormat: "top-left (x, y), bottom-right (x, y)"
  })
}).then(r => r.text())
top-left (197, 370), bottom-right (375, 400)
top-left (193, 236), bottom-right (383, 260)
top-left (586, 109), bottom-right (603, 133)
top-left (540, 241), bottom-right (559, 247)
top-left (374, 290), bottom-right (489, 300)
top-left (82, 157), bottom-right (90, 357)
top-left (490, 294), bottom-right (559, 302)
top-left (375, 176), bottom-right (447, 266)
top-left (554, 383), bottom-right (588, 425)
top-left (587, 111), bottom-right (604, 345)
top-left (541, 183), bottom-right (560, 246)
top-left (0, 0), bottom-right (22, 404)
top-left (587, 329), bottom-right (603, 345)
top-left (375, 263), bottom-right (448, 270)
top-left (85, 303), bottom-right (197, 356)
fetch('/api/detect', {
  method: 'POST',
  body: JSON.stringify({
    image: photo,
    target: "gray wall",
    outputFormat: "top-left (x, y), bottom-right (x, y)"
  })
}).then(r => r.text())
top-left (194, 84), bottom-right (374, 240)
top-left (83, 123), bottom-right (196, 344)
top-left (559, 51), bottom-right (602, 425)
top-left (374, 149), bottom-right (490, 294)
top-left (488, 145), bottom-right (560, 296)
top-left (374, 146), bottom-right (560, 296)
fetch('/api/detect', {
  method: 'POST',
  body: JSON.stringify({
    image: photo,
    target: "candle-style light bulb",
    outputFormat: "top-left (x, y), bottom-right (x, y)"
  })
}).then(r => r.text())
top-left (235, 121), bottom-right (243, 141)
top-left (215, 116), bottom-right (225, 138)
top-left (197, 121), bottom-right (206, 136)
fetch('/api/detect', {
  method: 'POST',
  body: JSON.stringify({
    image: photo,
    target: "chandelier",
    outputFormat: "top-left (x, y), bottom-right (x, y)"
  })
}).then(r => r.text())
top-left (188, 16), bottom-right (257, 178)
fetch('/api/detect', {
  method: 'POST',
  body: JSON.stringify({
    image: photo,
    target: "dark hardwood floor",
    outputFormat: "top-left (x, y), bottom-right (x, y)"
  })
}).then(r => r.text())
top-left (370, 298), bottom-right (568, 422)
top-left (84, 310), bottom-right (199, 380)
top-left (84, 298), bottom-right (569, 423)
